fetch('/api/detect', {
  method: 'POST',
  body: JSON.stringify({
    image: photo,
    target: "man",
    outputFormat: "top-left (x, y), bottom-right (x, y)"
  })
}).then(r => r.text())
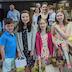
top-left (7, 4), bottom-right (20, 32)
top-left (48, 5), bottom-right (56, 28)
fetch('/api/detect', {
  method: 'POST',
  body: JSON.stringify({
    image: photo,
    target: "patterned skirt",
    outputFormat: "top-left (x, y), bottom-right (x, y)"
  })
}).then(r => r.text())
top-left (23, 50), bottom-right (35, 67)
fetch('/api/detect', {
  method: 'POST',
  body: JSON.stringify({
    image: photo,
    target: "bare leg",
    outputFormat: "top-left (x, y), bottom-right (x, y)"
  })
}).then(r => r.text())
top-left (62, 43), bottom-right (71, 69)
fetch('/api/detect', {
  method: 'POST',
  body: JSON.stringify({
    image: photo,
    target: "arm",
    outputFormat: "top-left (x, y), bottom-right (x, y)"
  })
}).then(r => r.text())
top-left (66, 22), bottom-right (72, 36)
top-left (7, 11), bottom-right (10, 18)
top-left (17, 11), bottom-right (20, 21)
top-left (51, 23), bottom-right (58, 48)
top-left (31, 25), bottom-right (37, 55)
top-left (55, 25), bottom-right (72, 47)
top-left (0, 35), bottom-right (6, 61)
top-left (16, 33), bottom-right (20, 52)
top-left (16, 33), bottom-right (22, 57)
top-left (55, 25), bottom-right (69, 39)
top-left (0, 45), bottom-right (5, 61)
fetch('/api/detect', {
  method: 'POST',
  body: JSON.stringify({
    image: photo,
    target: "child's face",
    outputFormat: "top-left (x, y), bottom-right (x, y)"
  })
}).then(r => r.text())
top-left (21, 13), bottom-right (30, 25)
top-left (6, 23), bottom-right (14, 33)
top-left (56, 12), bottom-right (64, 22)
top-left (39, 19), bottom-right (47, 31)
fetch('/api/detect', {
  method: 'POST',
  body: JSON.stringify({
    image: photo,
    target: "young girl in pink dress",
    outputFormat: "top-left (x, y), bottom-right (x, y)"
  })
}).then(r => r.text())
top-left (35, 18), bottom-right (56, 72)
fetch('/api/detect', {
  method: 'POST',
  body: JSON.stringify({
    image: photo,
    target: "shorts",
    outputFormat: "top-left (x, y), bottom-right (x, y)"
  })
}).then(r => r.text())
top-left (2, 58), bottom-right (15, 72)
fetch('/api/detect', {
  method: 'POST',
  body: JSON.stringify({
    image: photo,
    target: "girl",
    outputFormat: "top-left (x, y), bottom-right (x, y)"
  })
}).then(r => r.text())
top-left (35, 18), bottom-right (56, 72)
top-left (51, 11), bottom-right (72, 71)
top-left (16, 10), bottom-right (36, 72)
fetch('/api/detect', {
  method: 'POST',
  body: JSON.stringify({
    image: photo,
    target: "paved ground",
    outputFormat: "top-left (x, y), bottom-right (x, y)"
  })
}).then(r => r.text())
top-left (0, 55), bottom-right (72, 72)
top-left (0, 66), bottom-right (72, 72)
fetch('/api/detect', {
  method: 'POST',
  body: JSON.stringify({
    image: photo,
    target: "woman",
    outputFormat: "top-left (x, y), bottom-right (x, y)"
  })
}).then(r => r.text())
top-left (37, 2), bottom-right (48, 24)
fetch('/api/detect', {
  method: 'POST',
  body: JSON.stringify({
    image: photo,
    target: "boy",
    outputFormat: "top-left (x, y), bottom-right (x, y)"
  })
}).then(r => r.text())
top-left (0, 18), bottom-right (17, 72)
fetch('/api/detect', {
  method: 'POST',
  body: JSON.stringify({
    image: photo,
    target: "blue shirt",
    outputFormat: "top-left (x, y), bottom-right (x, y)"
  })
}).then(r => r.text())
top-left (0, 31), bottom-right (17, 58)
top-left (7, 9), bottom-right (20, 22)
top-left (32, 15), bottom-right (38, 25)
top-left (48, 12), bottom-right (56, 26)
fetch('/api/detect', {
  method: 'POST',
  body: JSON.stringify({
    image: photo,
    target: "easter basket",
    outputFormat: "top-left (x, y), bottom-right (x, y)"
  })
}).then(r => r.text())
top-left (15, 57), bottom-right (27, 72)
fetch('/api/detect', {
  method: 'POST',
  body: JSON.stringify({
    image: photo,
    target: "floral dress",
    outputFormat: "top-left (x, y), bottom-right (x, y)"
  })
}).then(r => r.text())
top-left (40, 33), bottom-right (49, 72)
top-left (53, 24), bottom-right (69, 65)
top-left (41, 33), bottom-right (49, 64)
top-left (40, 33), bottom-right (56, 72)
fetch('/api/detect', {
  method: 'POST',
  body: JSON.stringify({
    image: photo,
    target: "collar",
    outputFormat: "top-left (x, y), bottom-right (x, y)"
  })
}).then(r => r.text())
top-left (5, 31), bottom-right (14, 37)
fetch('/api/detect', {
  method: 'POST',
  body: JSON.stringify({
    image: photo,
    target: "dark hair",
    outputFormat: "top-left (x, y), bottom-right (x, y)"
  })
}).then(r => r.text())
top-left (48, 5), bottom-right (54, 10)
top-left (10, 4), bottom-right (15, 8)
top-left (18, 10), bottom-right (32, 32)
top-left (55, 11), bottom-right (68, 26)
top-left (4, 18), bottom-right (13, 25)
top-left (41, 2), bottom-right (48, 7)
top-left (38, 18), bottom-right (50, 33)
top-left (34, 7), bottom-right (40, 13)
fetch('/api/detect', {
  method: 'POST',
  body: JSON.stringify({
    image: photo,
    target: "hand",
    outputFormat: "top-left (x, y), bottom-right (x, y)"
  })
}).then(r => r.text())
top-left (2, 57), bottom-right (5, 62)
top-left (30, 51), bottom-right (34, 56)
top-left (18, 52), bottom-right (21, 57)
top-left (45, 56), bottom-right (48, 61)
top-left (38, 56), bottom-right (41, 63)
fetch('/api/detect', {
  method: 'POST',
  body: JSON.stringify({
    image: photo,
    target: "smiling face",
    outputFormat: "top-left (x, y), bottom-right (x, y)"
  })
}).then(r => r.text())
top-left (56, 12), bottom-right (64, 23)
top-left (41, 4), bottom-right (48, 13)
top-left (39, 19), bottom-right (47, 31)
top-left (6, 23), bottom-right (14, 33)
top-left (21, 12), bottom-right (30, 26)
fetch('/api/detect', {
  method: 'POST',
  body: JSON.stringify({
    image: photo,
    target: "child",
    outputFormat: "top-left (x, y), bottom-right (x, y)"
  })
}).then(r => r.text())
top-left (0, 18), bottom-right (17, 72)
top-left (16, 10), bottom-right (36, 72)
top-left (51, 11), bottom-right (72, 71)
top-left (36, 18), bottom-right (56, 72)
